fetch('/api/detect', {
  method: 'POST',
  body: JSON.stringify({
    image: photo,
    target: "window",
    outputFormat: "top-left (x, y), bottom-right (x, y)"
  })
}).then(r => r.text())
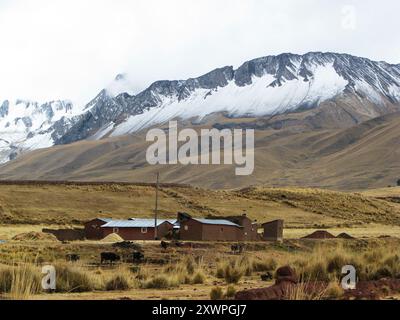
top-left (113, 227), bottom-right (119, 233)
top-left (141, 227), bottom-right (148, 234)
top-left (184, 225), bottom-right (189, 231)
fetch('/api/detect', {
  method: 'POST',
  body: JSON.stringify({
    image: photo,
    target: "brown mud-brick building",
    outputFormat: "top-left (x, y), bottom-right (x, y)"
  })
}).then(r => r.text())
top-left (178, 214), bottom-right (243, 241)
top-left (101, 219), bottom-right (175, 240)
top-left (224, 214), bottom-right (259, 241)
top-left (84, 218), bottom-right (113, 240)
top-left (262, 219), bottom-right (284, 242)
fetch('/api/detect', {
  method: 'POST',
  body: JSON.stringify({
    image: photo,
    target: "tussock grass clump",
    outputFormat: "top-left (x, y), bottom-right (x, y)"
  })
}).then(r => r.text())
top-left (162, 256), bottom-right (207, 286)
top-left (142, 275), bottom-right (179, 289)
top-left (252, 258), bottom-right (277, 273)
top-left (0, 268), bottom-right (12, 293)
top-left (54, 263), bottom-right (102, 292)
top-left (226, 285), bottom-right (236, 298)
top-left (0, 263), bottom-right (41, 299)
top-left (210, 286), bottom-right (224, 300)
top-left (135, 266), bottom-right (151, 280)
top-left (285, 281), bottom-right (328, 300)
top-left (325, 281), bottom-right (344, 299)
top-left (216, 257), bottom-right (247, 284)
top-left (191, 271), bottom-right (206, 284)
top-left (326, 255), bottom-right (346, 274)
top-left (224, 265), bottom-right (243, 284)
top-left (216, 265), bottom-right (225, 279)
top-left (105, 275), bottom-right (131, 291)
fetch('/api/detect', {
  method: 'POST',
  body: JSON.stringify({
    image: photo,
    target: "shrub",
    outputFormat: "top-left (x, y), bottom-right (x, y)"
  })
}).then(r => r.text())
top-left (54, 264), bottom-right (99, 292)
top-left (192, 272), bottom-right (206, 284)
top-left (224, 265), bottom-right (242, 284)
top-left (252, 258), bottom-right (277, 272)
top-left (364, 251), bottom-right (384, 264)
top-left (285, 281), bottom-right (327, 300)
top-left (216, 264), bottom-right (225, 279)
top-left (325, 281), bottom-right (344, 299)
top-left (0, 268), bottom-right (13, 293)
top-left (143, 275), bottom-right (179, 289)
top-left (327, 255), bottom-right (346, 274)
top-left (184, 256), bottom-right (196, 275)
top-left (105, 275), bottom-right (130, 291)
top-left (226, 285), bottom-right (236, 298)
top-left (210, 287), bottom-right (224, 300)
top-left (372, 267), bottom-right (393, 280)
top-left (0, 263), bottom-right (41, 299)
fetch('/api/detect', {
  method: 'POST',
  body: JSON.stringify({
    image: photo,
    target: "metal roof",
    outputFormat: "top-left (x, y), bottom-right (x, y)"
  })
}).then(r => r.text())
top-left (192, 218), bottom-right (241, 227)
top-left (101, 219), bottom-right (176, 228)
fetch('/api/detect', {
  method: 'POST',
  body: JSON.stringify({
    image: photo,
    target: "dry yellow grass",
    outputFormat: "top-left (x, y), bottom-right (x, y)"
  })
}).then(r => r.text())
top-left (0, 238), bottom-right (399, 300)
top-left (0, 183), bottom-right (399, 229)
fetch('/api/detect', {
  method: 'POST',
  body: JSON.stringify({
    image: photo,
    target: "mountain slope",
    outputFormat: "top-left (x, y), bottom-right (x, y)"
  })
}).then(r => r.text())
top-left (2, 111), bottom-right (400, 190)
top-left (0, 99), bottom-right (79, 163)
top-left (60, 52), bottom-right (400, 141)
top-left (1, 52), bottom-right (400, 164)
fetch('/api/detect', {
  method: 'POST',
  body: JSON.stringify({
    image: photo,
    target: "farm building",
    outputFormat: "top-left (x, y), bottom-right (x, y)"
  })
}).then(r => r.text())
top-left (223, 214), bottom-right (259, 241)
top-left (262, 219), bottom-right (284, 242)
top-left (84, 218), bottom-right (113, 240)
top-left (101, 219), bottom-right (176, 240)
top-left (178, 213), bottom-right (243, 241)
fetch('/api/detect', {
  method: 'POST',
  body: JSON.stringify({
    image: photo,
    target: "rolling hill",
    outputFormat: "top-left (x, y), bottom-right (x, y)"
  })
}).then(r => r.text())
top-left (1, 112), bottom-right (400, 190)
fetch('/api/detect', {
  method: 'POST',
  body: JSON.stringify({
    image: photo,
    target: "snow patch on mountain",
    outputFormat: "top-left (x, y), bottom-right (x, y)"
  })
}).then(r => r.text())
top-left (111, 62), bottom-right (349, 135)
top-left (0, 99), bottom-right (80, 163)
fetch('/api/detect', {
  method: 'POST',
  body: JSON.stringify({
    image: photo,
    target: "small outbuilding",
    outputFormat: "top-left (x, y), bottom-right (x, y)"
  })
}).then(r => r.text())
top-left (101, 219), bottom-right (175, 240)
top-left (179, 213), bottom-right (242, 241)
top-left (262, 219), bottom-right (284, 242)
top-left (224, 214), bottom-right (259, 241)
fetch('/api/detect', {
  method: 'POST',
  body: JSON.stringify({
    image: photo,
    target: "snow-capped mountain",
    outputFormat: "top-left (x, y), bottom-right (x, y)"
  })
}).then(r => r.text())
top-left (0, 99), bottom-right (79, 163)
top-left (1, 52), bottom-right (400, 164)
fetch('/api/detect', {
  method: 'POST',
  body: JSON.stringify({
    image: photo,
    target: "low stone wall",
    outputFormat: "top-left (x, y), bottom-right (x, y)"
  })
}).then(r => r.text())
top-left (42, 228), bottom-right (85, 241)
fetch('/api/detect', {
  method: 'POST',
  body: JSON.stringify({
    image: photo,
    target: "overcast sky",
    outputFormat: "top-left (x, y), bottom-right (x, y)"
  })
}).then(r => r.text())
top-left (0, 0), bottom-right (399, 106)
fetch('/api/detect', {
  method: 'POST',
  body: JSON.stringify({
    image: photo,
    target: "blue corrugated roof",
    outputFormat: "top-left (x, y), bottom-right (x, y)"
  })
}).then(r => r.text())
top-left (102, 219), bottom-right (176, 228)
top-left (193, 218), bottom-right (241, 227)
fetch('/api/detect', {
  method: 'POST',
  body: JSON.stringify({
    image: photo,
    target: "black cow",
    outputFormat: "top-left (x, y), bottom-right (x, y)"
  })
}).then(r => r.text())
top-left (174, 241), bottom-right (193, 249)
top-left (100, 252), bottom-right (120, 265)
top-left (160, 241), bottom-right (170, 250)
top-left (65, 254), bottom-right (80, 262)
top-left (132, 251), bottom-right (145, 263)
top-left (231, 243), bottom-right (245, 254)
top-left (260, 272), bottom-right (273, 281)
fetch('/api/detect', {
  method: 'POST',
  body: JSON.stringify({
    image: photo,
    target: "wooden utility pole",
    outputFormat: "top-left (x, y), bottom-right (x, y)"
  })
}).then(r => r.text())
top-left (154, 172), bottom-right (160, 240)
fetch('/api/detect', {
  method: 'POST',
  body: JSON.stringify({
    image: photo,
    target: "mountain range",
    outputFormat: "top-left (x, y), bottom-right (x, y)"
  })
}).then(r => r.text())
top-left (1, 52), bottom-right (400, 189)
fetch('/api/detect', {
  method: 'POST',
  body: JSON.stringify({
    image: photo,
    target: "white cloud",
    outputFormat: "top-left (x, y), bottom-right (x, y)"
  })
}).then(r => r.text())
top-left (0, 0), bottom-right (399, 106)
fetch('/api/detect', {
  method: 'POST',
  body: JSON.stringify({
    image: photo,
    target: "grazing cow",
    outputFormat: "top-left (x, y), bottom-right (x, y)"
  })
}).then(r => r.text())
top-left (132, 251), bottom-right (145, 263)
top-left (174, 241), bottom-right (193, 249)
top-left (160, 241), bottom-right (169, 250)
top-left (100, 252), bottom-right (120, 265)
top-left (260, 272), bottom-right (273, 281)
top-left (174, 241), bottom-right (183, 247)
top-left (65, 254), bottom-right (80, 262)
top-left (231, 243), bottom-right (245, 254)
